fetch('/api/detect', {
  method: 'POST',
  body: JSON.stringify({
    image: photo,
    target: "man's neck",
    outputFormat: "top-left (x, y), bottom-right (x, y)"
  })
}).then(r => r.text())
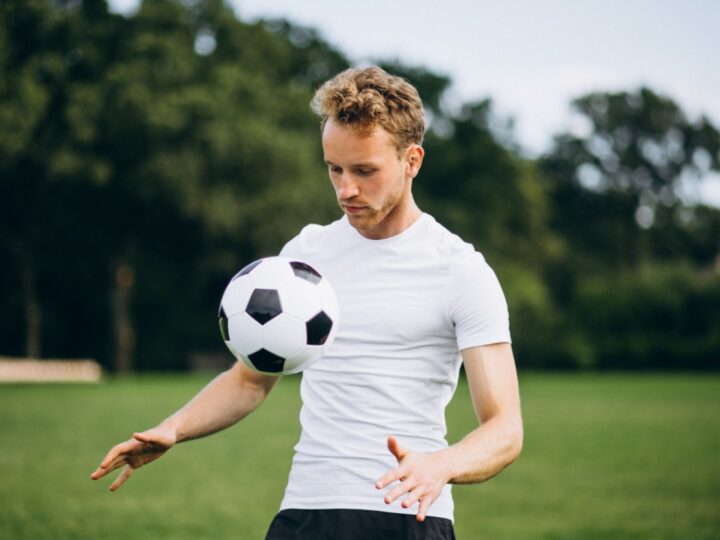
top-left (357, 199), bottom-right (422, 240)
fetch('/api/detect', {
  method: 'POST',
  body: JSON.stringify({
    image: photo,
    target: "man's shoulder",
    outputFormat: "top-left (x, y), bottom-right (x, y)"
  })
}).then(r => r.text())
top-left (422, 214), bottom-right (486, 266)
top-left (296, 217), bottom-right (347, 243)
top-left (280, 217), bottom-right (346, 257)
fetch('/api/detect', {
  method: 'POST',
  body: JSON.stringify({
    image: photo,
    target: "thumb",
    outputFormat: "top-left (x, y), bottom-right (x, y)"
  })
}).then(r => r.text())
top-left (132, 431), bottom-right (154, 442)
top-left (387, 435), bottom-right (408, 462)
top-left (133, 427), bottom-right (175, 448)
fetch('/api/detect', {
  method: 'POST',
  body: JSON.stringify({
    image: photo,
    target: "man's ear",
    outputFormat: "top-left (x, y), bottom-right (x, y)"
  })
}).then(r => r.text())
top-left (405, 144), bottom-right (425, 178)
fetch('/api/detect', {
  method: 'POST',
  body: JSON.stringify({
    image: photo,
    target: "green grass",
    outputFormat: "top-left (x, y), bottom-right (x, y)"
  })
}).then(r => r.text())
top-left (1, 372), bottom-right (718, 539)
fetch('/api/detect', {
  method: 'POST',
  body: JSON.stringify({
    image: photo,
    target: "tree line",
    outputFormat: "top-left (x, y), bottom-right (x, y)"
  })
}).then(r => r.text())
top-left (1, 0), bottom-right (718, 372)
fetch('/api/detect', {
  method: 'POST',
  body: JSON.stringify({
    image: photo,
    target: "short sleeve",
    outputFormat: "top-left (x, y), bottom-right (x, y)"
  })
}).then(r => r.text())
top-left (279, 235), bottom-right (301, 258)
top-left (279, 224), bottom-right (322, 258)
top-left (446, 252), bottom-right (511, 351)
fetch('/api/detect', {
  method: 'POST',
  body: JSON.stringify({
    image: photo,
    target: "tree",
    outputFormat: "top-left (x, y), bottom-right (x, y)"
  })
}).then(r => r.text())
top-left (537, 87), bottom-right (720, 369)
top-left (541, 87), bottom-right (720, 268)
top-left (0, 0), bottom-right (346, 370)
top-left (0, 0), bottom-right (122, 358)
top-left (65, 0), bottom-right (345, 371)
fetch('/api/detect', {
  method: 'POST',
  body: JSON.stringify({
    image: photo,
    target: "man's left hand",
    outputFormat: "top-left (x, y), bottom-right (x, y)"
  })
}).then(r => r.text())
top-left (375, 435), bottom-right (451, 522)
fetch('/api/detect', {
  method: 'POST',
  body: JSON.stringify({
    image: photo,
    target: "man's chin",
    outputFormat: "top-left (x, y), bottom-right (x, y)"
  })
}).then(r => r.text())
top-left (345, 211), bottom-right (377, 230)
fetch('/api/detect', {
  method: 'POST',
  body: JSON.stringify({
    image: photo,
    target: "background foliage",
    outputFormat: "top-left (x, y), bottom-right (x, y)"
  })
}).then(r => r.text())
top-left (1, 0), bottom-right (719, 372)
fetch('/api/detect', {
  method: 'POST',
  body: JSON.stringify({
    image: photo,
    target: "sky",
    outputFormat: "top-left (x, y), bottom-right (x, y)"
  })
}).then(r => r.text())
top-left (109, 0), bottom-right (720, 205)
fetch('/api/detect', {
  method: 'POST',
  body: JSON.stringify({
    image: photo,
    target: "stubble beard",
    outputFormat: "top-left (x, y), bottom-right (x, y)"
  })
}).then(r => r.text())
top-left (342, 176), bottom-right (405, 233)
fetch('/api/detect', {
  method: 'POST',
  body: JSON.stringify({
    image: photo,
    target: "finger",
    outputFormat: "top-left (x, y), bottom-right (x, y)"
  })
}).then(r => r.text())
top-left (384, 478), bottom-right (417, 505)
top-left (90, 466), bottom-right (109, 480)
top-left (90, 461), bottom-right (123, 480)
top-left (91, 452), bottom-right (129, 480)
top-left (375, 467), bottom-right (403, 490)
top-left (401, 488), bottom-right (421, 509)
top-left (109, 464), bottom-right (134, 491)
top-left (97, 450), bottom-right (122, 471)
top-left (416, 498), bottom-right (430, 522)
top-left (134, 429), bottom-right (175, 450)
top-left (387, 436), bottom-right (408, 462)
top-left (132, 431), bottom-right (165, 445)
top-left (101, 449), bottom-right (137, 475)
top-left (99, 439), bottom-right (138, 469)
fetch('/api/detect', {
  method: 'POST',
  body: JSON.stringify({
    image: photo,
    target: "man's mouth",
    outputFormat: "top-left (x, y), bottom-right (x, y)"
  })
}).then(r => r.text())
top-left (342, 205), bottom-right (366, 214)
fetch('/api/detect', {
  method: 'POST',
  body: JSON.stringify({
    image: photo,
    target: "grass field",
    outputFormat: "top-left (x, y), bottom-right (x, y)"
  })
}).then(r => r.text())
top-left (1, 372), bottom-right (719, 539)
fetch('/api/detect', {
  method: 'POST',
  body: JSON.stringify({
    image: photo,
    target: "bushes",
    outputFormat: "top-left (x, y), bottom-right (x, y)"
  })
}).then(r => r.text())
top-left (508, 262), bottom-right (720, 370)
top-left (568, 263), bottom-right (720, 370)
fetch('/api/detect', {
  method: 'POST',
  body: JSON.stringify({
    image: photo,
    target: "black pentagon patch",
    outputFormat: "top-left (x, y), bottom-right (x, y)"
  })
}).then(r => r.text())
top-left (246, 288), bottom-right (282, 325)
top-left (232, 259), bottom-right (262, 281)
top-left (248, 348), bottom-right (285, 373)
top-left (306, 311), bottom-right (333, 345)
top-left (290, 261), bottom-right (322, 285)
top-left (218, 305), bottom-right (229, 341)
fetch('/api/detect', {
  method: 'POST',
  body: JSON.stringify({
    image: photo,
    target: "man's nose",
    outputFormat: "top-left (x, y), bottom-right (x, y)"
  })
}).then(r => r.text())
top-left (337, 176), bottom-right (360, 199)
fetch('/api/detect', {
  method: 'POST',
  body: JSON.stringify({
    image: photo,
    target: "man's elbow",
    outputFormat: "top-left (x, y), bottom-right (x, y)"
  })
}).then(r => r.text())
top-left (504, 419), bottom-right (524, 464)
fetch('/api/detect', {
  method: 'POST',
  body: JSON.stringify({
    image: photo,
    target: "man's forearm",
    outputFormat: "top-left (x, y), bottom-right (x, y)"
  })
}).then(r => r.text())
top-left (162, 362), bottom-right (278, 443)
top-left (442, 413), bottom-right (523, 485)
top-left (447, 344), bottom-right (523, 485)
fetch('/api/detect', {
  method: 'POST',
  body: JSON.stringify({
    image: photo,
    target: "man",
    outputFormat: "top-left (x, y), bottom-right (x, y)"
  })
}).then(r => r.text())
top-left (91, 67), bottom-right (523, 540)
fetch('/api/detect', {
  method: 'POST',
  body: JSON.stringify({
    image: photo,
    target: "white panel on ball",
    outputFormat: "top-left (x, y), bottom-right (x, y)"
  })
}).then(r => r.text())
top-left (221, 276), bottom-right (256, 317)
top-left (280, 278), bottom-right (322, 321)
top-left (227, 312), bottom-right (264, 356)
top-left (247, 258), bottom-right (295, 290)
top-left (282, 347), bottom-right (324, 375)
top-left (261, 313), bottom-right (307, 359)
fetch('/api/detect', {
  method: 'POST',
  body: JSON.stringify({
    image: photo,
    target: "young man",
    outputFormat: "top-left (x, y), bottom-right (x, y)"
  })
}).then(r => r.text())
top-left (91, 67), bottom-right (523, 540)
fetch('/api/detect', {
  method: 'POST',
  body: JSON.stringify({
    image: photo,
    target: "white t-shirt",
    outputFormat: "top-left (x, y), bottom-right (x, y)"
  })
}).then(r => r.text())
top-left (277, 213), bottom-right (511, 521)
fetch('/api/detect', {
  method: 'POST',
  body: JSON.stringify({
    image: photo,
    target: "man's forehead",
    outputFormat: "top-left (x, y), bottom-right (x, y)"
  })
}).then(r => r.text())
top-left (322, 120), bottom-right (396, 159)
top-left (322, 145), bottom-right (387, 166)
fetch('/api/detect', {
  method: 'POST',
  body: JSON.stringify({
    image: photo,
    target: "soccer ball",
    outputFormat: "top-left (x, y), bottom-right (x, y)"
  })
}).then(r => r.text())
top-left (218, 256), bottom-right (340, 375)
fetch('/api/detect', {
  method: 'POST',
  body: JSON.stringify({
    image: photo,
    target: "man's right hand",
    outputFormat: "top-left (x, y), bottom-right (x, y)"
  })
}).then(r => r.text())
top-left (90, 423), bottom-right (177, 491)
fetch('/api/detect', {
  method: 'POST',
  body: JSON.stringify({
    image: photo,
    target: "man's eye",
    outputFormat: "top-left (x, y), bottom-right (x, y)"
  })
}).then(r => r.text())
top-left (330, 166), bottom-right (342, 174)
top-left (357, 169), bottom-right (375, 176)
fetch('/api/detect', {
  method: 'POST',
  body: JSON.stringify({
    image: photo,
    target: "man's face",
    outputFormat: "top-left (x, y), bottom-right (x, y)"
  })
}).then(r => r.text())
top-left (322, 119), bottom-right (415, 239)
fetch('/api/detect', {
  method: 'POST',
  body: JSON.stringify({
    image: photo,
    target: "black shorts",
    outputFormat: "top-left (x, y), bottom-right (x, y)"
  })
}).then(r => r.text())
top-left (265, 508), bottom-right (456, 540)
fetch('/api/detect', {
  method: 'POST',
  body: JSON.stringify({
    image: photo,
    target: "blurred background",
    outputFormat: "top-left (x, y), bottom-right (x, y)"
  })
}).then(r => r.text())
top-left (2, 2), bottom-right (719, 539)
top-left (1, 0), bottom-right (718, 373)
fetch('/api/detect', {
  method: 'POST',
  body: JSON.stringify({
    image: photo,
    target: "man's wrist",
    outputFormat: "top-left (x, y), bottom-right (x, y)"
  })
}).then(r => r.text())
top-left (437, 446), bottom-right (460, 484)
top-left (159, 416), bottom-right (183, 443)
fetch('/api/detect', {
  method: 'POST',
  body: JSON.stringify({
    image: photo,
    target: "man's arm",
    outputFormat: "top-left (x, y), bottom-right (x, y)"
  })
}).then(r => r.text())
top-left (163, 361), bottom-right (278, 443)
top-left (376, 342), bottom-right (523, 520)
top-left (441, 342), bottom-right (523, 482)
top-left (90, 361), bottom-right (278, 490)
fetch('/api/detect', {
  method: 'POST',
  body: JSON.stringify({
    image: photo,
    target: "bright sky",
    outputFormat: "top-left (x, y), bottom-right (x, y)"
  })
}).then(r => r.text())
top-left (110, 0), bottom-right (720, 205)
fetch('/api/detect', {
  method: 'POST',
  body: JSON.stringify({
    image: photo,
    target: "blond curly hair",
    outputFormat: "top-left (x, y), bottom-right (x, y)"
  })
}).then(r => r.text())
top-left (311, 67), bottom-right (425, 152)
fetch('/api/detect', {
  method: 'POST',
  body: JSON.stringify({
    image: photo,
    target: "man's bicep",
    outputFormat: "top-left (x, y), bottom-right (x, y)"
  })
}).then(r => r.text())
top-left (460, 343), bottom-right (521, 425)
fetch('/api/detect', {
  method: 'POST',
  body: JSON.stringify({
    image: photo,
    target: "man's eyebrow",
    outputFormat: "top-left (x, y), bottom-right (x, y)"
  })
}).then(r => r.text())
top-left (324, 159), bottom-right (377, 168)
